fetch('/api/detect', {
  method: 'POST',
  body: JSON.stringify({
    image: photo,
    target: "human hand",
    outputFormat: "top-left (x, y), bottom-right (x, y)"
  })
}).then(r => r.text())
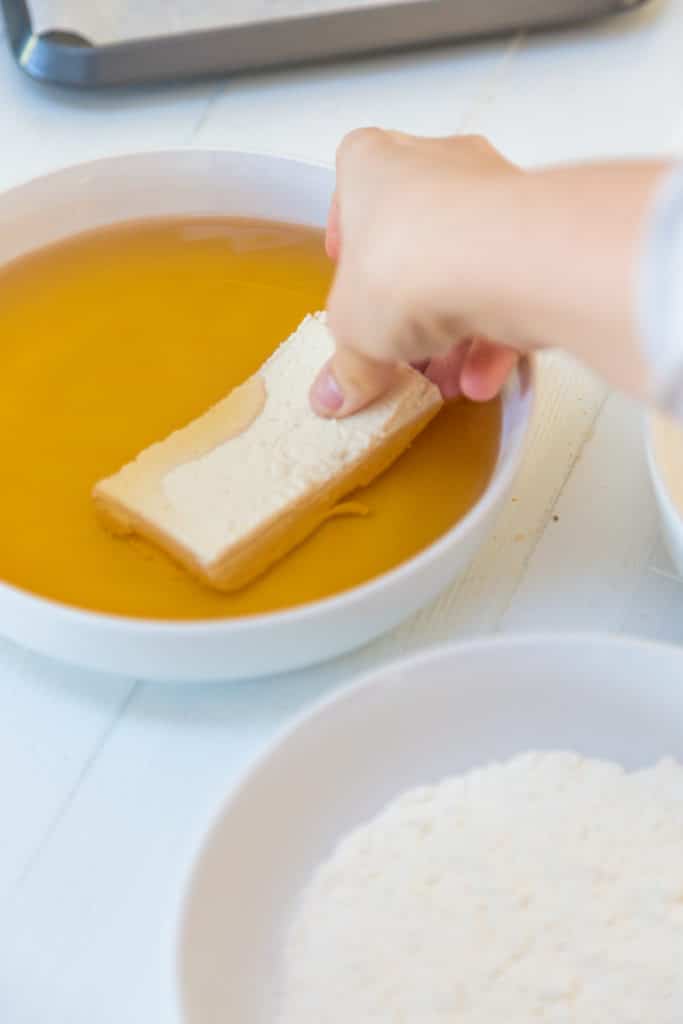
top-left (310, 129), bottom-right (521, 417)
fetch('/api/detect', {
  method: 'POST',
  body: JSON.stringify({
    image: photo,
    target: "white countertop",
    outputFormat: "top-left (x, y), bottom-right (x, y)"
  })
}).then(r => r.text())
top-left (1, 3), bottom-right (683, 1020)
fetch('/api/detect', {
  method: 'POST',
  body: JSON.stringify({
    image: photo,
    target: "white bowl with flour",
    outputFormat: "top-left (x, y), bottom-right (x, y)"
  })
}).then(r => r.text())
top-left (176, 633), bottom-right (683, 1022)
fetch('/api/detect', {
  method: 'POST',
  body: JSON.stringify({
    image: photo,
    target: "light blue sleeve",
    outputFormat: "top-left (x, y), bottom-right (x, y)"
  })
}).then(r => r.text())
top-left (639, 164), bottom-right (683, 420)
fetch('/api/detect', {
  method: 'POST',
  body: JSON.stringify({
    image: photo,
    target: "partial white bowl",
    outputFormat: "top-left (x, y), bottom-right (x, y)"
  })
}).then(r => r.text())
top-left (647, 411), bottom-right (683, 576)
top-left (176, 633), bottom-right (683, 1023)
top-left (0, 150), bottom-right (533, 682)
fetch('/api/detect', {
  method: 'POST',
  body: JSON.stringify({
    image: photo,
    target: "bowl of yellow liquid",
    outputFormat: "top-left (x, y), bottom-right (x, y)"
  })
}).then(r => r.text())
top-left (0, 150), bottom-right (533, 681)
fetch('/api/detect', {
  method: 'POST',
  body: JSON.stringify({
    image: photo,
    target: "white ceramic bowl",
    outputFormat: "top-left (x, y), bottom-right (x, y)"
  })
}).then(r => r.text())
top-left (647, 411), bottom-right (683, 576)
top-left (0, 151), bottom-right (533, 682)
top-left (176, 633), bottom-right (683, 1023)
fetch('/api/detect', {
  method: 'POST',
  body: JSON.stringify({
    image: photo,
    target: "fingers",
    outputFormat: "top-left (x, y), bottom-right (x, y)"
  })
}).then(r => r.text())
top-left (310, 346), bottom-right (397, 418)
top-left (311, 335), bottom-right (519, 418)
top-left (460, 338), bottom-right (519, 401)
top-left (424, 341), bottom-right (473, 400)
top-left (423, 338), bottom-right (518, 402)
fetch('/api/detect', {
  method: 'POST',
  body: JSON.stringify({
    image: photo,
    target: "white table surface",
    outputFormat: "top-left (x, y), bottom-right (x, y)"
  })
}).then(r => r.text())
top-left (2, 3), bottom-right (683, 1021)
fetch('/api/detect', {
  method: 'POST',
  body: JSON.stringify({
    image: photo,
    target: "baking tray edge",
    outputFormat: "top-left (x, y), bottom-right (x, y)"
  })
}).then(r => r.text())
top-left (1, 0), bottom-right (652, 89)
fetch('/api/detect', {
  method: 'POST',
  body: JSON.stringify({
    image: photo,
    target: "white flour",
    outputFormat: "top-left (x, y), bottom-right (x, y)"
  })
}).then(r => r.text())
top-left (277, 752), bottom-right (683, 1022)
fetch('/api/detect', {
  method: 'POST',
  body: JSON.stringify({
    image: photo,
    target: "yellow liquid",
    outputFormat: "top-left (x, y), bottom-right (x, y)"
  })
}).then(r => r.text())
top-left (0, 218), bottom-right (501, 620)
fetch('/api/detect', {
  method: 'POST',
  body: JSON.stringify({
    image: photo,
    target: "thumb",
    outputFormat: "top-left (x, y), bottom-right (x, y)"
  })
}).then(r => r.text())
top-left (310, 345), bottom-right (397, 418)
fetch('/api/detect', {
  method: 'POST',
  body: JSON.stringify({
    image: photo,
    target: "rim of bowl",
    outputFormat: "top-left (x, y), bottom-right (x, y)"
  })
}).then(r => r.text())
top-left (644, 410), bottom-right (683, 532)
top-left (0, 148), bottom-right (536, 637)
top-left (0, 144), bottom-right (334, 198)
top-left (171, 630), bottom-right (683, 1023)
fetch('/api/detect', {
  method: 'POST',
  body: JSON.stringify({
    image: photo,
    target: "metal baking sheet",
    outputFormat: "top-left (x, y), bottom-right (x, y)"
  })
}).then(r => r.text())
top-left (1, 0), bottom-right (649, 88)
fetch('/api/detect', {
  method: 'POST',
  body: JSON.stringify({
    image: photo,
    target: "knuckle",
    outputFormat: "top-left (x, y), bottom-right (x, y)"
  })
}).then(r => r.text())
top-left (337, 127), bottom-right (385, 168)
top-left (464, 133), bottom-right (493, 150)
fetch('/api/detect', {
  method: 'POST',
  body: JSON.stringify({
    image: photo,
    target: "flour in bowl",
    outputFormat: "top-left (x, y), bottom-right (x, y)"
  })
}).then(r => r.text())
top-left (277, 752), bottom-right (683, 1021)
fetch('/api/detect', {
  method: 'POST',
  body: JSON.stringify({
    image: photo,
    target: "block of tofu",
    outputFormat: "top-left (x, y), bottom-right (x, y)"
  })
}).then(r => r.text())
top-left (93, 314), bottom-right (443, 592)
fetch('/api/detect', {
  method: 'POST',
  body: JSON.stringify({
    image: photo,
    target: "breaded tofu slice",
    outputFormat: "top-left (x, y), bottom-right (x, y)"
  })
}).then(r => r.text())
top-left (92, 314), bottom-right (443, 591)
